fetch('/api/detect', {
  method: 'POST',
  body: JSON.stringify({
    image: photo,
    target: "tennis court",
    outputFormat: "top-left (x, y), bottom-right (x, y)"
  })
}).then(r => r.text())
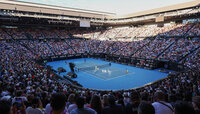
top-left (47, 58), bottom-right (168, 90)
top-left (74, 62), bottom-right (132, 80)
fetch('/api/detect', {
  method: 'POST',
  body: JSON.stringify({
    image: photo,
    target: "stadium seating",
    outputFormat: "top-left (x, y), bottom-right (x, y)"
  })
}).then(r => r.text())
top-left (1, 22), bottom-right (200, 114)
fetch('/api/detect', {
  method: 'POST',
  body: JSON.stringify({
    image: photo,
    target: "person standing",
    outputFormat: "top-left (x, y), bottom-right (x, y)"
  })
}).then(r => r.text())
top-left (125, 91), bottom-right (140, 114)
top-left (152, 91), bottom-right (174, 114)
top-left (70, 96), bottom-right (97, 114)
top-left (103, 95), bottom-right (125, 114)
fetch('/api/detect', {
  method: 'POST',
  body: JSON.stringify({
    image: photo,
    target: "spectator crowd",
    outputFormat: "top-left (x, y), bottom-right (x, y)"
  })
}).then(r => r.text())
top-left (1, 22), bottom-right (200, 114)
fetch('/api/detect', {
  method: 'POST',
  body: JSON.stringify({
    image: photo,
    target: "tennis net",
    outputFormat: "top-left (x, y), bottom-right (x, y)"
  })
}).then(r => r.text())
top-left (75, 63), bottom-right (110, 71)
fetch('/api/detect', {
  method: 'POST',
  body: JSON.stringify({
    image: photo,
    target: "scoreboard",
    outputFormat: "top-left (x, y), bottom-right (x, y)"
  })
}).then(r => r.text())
top-left (80, 20), bottom-right (90, 27)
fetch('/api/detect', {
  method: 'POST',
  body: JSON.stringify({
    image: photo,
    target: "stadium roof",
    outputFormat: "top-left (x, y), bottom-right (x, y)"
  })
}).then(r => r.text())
top-left (0, 0), bottom-right (115, 19)
top-left (0, 0), bottom-right (199, 20)
top-left (110, 0), bottom-right (200, 19)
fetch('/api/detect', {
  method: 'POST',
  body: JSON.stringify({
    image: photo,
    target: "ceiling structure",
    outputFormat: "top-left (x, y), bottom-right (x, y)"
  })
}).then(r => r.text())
top-left (0, 0), bottom-right (199, 28)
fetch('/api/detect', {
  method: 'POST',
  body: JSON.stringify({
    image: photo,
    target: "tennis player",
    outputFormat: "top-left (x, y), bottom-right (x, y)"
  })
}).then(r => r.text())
top-left (126, 68), bottom-right (128, 74)
top-left (94, 66), bottom-right (99, 72)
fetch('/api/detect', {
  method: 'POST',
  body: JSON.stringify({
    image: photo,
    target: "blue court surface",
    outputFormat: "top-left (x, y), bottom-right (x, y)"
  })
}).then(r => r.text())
top-left (47, 58), bottom-right (168, 90)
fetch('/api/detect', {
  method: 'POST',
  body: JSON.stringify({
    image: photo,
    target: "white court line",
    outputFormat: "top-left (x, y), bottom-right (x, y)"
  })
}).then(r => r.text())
top-left (75, 63), bottom-right (107, 70)
top-left (80, 70), bottom-right (108, 81)
top-left (75, 64), bottom-right (96, 69)
top-left (75, 62), bottom-right (135, 81)
top-left (103, 72), bottom-right (135, 81)
top-left (80, 69), bottom-right (135, 81)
